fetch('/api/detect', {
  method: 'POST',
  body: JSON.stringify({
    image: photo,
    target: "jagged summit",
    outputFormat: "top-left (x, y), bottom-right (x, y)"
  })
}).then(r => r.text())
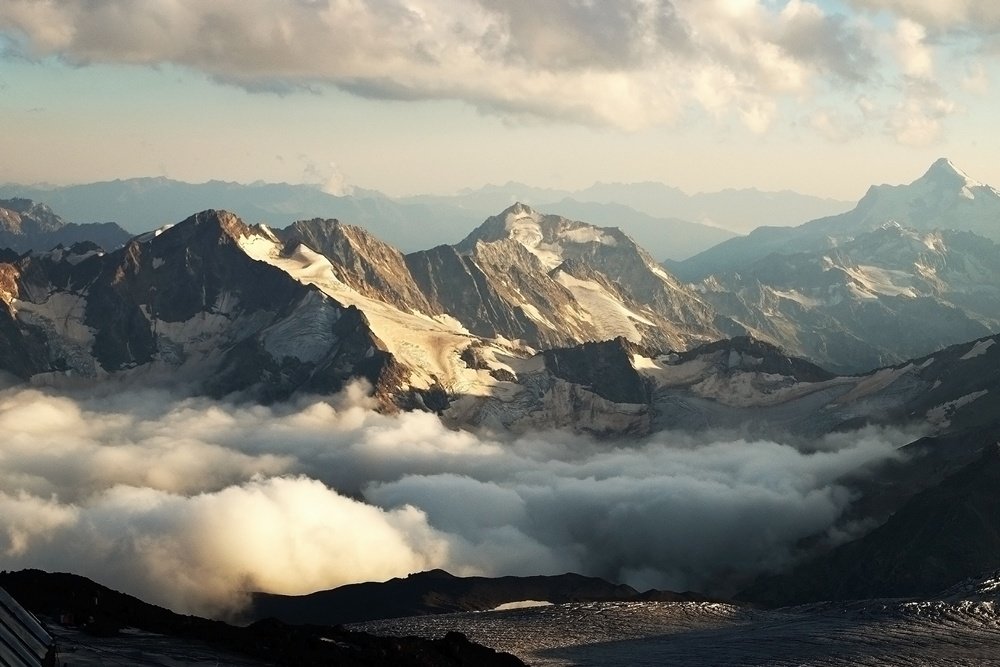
top-left (503, 201), bottom-right (534, 217)
top-left (850, 158), bottom-right (984, 226)
top-left (850, 158), bottom-right (990, 211)
top-left (171, 208), bottom-right (255, 240)
top-left (920, 157), bottom-right (981, 188)
top-left (459, 203), bottom-right (628, 264)
top-left (675, 158), bottom-right (1000, 288)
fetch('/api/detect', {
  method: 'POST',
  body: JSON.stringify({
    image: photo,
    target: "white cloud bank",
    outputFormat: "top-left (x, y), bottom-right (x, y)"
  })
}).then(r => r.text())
top-left (0, 383), bottom-right (915, 617)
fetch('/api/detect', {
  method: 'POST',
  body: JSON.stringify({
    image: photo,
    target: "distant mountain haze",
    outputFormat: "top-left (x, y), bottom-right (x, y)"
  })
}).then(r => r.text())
top-left (0, 197), bottom-right (131, 253)
top-left (674, 158), bottom-right (1000, 281)
top-left (0, 177), bottom-right (851, 260)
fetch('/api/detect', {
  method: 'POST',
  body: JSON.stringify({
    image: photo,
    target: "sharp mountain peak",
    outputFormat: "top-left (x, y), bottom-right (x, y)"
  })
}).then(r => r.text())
top-left (920, 157), bottom-right (977, 186)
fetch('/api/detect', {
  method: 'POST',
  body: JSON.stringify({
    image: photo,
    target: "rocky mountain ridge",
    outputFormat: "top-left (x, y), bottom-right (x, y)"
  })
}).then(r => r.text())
top-left (3, 196), bottom-right (1000, 441)
top-left (0, 210), bottom-right (404, 401)
top-left (6, 158), bottom-right (1000, 379)
top-left (0, 197), bottom-right (131, 254)
top-left (673, 158), bottom-right (1000, 281)
top-left (662, 159), bottom-right (1000, 372)
top-left (698, 223), bottom-right (1000, 372)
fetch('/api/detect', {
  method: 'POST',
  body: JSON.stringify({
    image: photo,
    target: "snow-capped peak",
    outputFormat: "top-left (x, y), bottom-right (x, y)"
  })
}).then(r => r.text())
top-left (502, 201), bottom-right (537, 220)
top-left (916, 158), bottom-right (995, 201)
top-left (921, 157), bottom-right (981, 189)
top-left (501, 202), bottom-right (546, 256)
top-left (502, 202), bottom-right (542, 234)
top-left (842, 158), bottom-right (1000, 238)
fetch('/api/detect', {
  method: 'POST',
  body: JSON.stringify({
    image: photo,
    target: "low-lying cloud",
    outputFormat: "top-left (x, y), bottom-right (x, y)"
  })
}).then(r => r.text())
top-left (0, 383), bottom-right (915, 617)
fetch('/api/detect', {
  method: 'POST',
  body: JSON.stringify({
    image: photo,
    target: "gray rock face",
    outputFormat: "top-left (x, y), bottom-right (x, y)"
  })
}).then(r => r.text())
top-left (278, 218), bottom-right (441, 316)
top-left (406, 240), bottom-right (575, 347)
top-left (277, 204), bottom-right (730, 354)
top-left (0, 197), bottom-right (132, 254)
top-left (542, 338), bottom-right (651, 404)
top-left (442, 202), bottom-right (731, 350)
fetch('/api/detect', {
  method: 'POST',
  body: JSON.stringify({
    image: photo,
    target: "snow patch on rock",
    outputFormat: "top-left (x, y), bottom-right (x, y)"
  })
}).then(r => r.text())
top-left (960, 339), bottom-right (995, 360)
top-left (926, 390), bottom-right (989, 429)
top-left (491, 600), bottom-right (554, 611)
top-left (560, 226), bottom-right (617, 246)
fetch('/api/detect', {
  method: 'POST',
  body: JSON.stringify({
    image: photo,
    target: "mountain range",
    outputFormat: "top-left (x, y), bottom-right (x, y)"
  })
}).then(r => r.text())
top-left (4, 158), bottom-right (1000, 620)
top-left (0, 177), bottom-right (852, 261)
top-left (0, 197), bottom-right (131, 254)
top-left (0, 203), bottom-right (741, 405)
top-left (671, 158), bottom-right (1000, 371)
top-left (672, 158), bottom-right (1000, 280)
top-left (4, 158), bottom-right (1000, 392)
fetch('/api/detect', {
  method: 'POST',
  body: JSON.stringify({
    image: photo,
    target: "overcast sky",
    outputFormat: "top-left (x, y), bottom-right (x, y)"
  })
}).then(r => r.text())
top-left (1, 0), bottom-right (998, 198)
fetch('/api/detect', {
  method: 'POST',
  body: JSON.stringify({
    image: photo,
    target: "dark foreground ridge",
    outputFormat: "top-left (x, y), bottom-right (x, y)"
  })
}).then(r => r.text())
top-left (0, 570), bottom-right (526, 667)
top-left (250, 569), bottom-right (713, 626)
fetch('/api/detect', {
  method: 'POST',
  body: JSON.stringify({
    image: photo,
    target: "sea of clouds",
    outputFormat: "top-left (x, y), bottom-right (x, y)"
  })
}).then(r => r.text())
top-left (0, 381), bottom-right (917, 618)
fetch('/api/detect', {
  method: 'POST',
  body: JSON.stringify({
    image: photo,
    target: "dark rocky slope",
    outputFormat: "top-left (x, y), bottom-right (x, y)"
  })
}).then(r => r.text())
top-left (250, 569), bottom-right (708, 627)
top-left (741, 445), bottom-right (1000, 605)
top-left (0, 570), bottom-right (525, 666)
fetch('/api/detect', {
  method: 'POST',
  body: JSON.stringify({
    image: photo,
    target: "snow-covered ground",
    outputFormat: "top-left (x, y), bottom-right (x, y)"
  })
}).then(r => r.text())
top-left (356, 597), bottom-right (1000, 666)
top-left (555, 271), bottom-right (652, 342)
top-left (961, 339), bottom-right (996, 360)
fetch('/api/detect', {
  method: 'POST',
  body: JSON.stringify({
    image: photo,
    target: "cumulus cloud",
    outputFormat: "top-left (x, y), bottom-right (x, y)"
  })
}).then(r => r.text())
top-left (0, 382), bottom-right (918, 617)
top-left (0, 478), bottom-right (447, 618)
top-left (892, 18), bottom-right (935, 80)
top-left (0, 0), bottom-right (879, 132)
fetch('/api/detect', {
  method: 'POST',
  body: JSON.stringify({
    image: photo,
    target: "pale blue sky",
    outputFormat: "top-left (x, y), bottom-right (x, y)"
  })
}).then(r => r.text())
top-left (1, 0), bottom-right (999, 199)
